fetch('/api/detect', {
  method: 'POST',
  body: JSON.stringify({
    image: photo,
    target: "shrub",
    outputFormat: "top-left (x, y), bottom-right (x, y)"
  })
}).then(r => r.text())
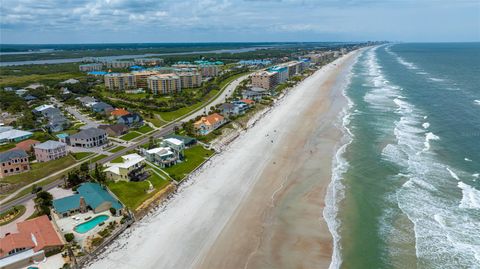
top-left (64, 233), bottom-right (75, 242)
top-left (109, 207), bottom-right (116, 215)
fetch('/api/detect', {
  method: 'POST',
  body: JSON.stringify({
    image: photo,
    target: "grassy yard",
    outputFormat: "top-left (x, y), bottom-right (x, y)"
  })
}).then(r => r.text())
top-left (0, 205), bottom-right (26, 226)
top-left (0, 143), bottom-right (16, 152)
top-left (71, 152), bottom-right (93, 160)
top-left (120, 131), bottom-right (142, 141)
top-left (164, 145), bottom-right (214, 181)
top-left (0, 155), bottom-right (76, 195)
top-left (107, 172), bottom-right (171, 210)
top-left (109, 146), bottom-right (126, 153)
top-left (137, 125), bottom-right (154, 134)
top-left (88, 154), bottom-right (108, 164)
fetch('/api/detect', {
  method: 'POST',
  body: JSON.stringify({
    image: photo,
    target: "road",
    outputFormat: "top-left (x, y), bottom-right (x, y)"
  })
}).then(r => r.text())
top-left (0, 73), bottom-right (250, 213)
top-left (64, 106), bottom-right (100, 130)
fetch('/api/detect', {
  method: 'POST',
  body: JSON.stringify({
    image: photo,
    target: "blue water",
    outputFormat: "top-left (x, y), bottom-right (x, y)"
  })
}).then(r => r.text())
top-left (334, 43), bottom-right (480, 268)
top-left (74, 215), bottom-right (109, 234)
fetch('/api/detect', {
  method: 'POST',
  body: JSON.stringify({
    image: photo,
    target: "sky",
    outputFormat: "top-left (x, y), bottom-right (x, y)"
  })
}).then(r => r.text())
top-left (0, 0), bottom-right (479, 44)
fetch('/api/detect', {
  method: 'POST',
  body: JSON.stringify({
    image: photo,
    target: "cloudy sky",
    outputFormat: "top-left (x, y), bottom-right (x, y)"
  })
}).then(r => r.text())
top-left (1, 0), bottom-right (479, 44)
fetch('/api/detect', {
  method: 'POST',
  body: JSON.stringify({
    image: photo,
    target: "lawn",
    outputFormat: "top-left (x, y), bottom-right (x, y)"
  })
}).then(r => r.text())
top-left (88, 154), bottom-right (108, 164)
top-left (120, 131), bottom-right (142, 141)
top-left (137, 125), bottom-right (154, 134)
top-left (0, 155), bottom-right (76, 195)
top-left (107, 172), bottom-right (171, 210)
top-left (109, 146), bottom-right (126, 153)
top-left (164, 145), bottom-right (214, 181)
top-left (71, 152), bottom-right (94, 160)
top-left (0, 205), bottom-right (26, 226)
top-left (0, 143), bottom-right (15, 152)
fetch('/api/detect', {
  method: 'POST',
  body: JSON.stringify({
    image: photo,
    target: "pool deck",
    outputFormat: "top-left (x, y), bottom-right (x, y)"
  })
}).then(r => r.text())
top-left (52, 211), bottom-right (121, 247)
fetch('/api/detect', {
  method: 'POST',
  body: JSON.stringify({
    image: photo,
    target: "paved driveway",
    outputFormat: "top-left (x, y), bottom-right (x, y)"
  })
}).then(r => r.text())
top-left (65, 106), bottom-right (100, 129)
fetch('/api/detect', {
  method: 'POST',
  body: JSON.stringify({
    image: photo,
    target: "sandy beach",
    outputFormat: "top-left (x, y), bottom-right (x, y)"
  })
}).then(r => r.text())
top-left (87, 50), bottom-right (360, 269)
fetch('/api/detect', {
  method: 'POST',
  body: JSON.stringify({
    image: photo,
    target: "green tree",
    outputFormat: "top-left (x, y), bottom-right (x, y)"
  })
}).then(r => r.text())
top-left (34, 191), bottom-right (53, 217)
top-left (64, 233), bottom-right (75, 243)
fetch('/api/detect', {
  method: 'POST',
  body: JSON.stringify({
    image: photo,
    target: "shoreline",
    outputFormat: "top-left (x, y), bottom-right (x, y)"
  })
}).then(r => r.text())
top-left (87, 50), bottom-right (361, 269)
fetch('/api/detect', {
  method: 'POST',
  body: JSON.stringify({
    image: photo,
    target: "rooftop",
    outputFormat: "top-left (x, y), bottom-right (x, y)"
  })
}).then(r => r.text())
top-left (69, 128), bottom-right (107, 140)
top-left (34, 140), bottom-right (66, 150)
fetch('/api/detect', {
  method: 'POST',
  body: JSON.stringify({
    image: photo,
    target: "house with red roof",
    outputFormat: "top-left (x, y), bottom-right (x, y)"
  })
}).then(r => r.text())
top-left (0, 215), bottom-right (64, 269)
top-left (110, 108), bottom-right (130, 118)
top-left (193, 113), bottom-right (226, 135)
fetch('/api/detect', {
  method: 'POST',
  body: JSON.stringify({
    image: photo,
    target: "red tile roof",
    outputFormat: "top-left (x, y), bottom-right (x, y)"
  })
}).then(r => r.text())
top-left (240, 99), bottom-right (255, 104)
top-left (0, 215), bottom-right (64, 258)
top-left (13, 139), bottom-right (40, 152)
top-left (110, 108), bottom-right (130, 117)
top-left (195, 113), bottom-right (225, 126)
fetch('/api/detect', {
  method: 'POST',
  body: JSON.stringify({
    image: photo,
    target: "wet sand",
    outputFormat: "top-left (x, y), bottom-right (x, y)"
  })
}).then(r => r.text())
top-left (88, 51), bottom-right (359, 269)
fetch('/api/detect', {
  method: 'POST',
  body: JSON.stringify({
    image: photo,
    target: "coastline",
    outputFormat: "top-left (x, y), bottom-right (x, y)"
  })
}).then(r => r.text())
top-left (87, 50), bottom-right (361, 269)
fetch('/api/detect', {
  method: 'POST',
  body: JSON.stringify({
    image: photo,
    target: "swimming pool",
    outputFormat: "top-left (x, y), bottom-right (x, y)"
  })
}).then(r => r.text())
top-left (74, 215), bottom-right (109, 234)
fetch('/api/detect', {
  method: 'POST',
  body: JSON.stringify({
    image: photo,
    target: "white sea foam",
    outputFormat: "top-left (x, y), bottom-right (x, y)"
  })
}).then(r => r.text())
top-left (422, 122), bottom-right (430, 129)
top-left (324, 50), bottom-right (361, 269)
top-left (458, 182), bottom-right (480, 209)
top-left (370, 46), bottom-right (480, 267)
top-left (464, 158), bottom-right (472, 162)
top-left (474, 100), bottom-right (480, 106)
top-left (423, 132), bottom-right (440, 152)
top-left (395, 56), bottom-right (419, 70)
top-left (447, 167), bottom-right (460, 181)
top-left (473, 173), bottom-right (479, 178)
top-left (429, 77), bottom-right (446, 82)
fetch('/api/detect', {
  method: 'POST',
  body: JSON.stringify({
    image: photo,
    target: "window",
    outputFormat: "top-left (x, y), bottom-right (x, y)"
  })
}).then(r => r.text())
top-left (16, 167), bottom-right (19, 171)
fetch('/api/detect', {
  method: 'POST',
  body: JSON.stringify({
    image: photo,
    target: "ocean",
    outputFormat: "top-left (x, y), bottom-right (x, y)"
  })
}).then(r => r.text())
top-left (329, 43), bottom-right (480, 269)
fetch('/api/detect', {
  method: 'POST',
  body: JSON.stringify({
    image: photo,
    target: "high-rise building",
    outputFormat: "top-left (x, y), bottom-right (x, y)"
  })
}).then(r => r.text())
top-left (132, 71), bottom-right (160, 89)
top-left (251, 71), bottom-right (279, 90)
top-left (79, 63), bottom-right (103, 72)
top-left (147, 74), bottom-right (181, 95)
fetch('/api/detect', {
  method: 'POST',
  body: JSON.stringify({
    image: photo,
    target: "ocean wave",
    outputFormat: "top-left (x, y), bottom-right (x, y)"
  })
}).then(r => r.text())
top-left (474, 100), bottom-right (480, 106)
top-left (423, 132), bottom-right (440, 152)
top-left (464, 158), bottom-right (472, 162)
top-left (458, 182), bottom-right (480, 209)
top-left (428, 77), bottom-right (446, 82)
top-left (324, 50), bottom-right (361, 269)
top-left (446, 167), bottom-right (460, 181)
top-left (370, 46), bottom-right (480, 267)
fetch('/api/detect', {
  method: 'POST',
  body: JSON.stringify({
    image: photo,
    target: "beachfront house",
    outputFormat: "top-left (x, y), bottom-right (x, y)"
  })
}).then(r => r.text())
top-left (194, 113), bottom-right (226, 135)
top-left (52, 182), bottom-right (123, 218)
top-left (161, 138), bottom-right (185, 159)
top-left (104, 153), bottom-right (148, 182)
top-left (0, 215), bottom-right (64, 269)
top-left (34, 140), bottom-right (68, 162)
top-left (144, 147), bottom-right (177, 168)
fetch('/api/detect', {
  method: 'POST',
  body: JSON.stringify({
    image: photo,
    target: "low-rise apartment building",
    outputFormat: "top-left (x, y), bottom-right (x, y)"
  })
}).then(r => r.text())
top-left (199, 64), bottom-right (220, 77)
top-left (104, 61), bottom-right (134, 69)
top-left (0, 149), bottom-right (30, 178)
top-left (34, 140), bottom-right (67, 162)
top-left (134, 58), bottom-right (164, 66)
top-left (147, 74), bottom-right (181, 95)
top-left (104, 73), bottom-right (136, 90)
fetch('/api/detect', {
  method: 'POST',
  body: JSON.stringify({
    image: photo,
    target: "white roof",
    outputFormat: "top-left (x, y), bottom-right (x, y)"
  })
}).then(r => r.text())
top-left (34, 104), bottom-right (54, 112)
top-left (104, 153), bottom-right (145, 175)
top-left (146, 147), bottom-right (173, 157)
top-left (164, 138), bottom-right (183, 146)
top-left (0, 129), bottom-right (33, 140)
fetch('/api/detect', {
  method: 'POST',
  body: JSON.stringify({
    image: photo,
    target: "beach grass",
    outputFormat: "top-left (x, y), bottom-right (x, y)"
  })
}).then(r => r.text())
top-left (164, 145), bottom-right (214, 181)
